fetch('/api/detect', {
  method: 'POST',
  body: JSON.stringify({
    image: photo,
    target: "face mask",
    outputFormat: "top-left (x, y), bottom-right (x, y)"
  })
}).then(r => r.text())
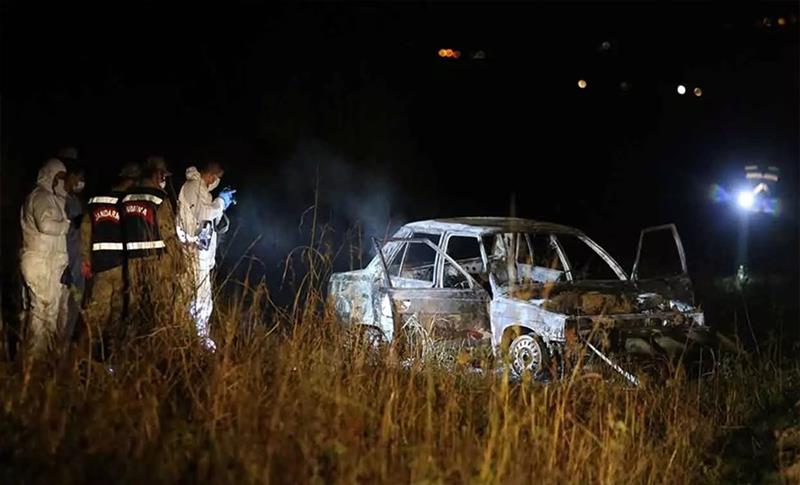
top-left (53, 179), bottom-right (68, 197)
top-left (74, 181), bottom-right (85, 193)
top-left (159, 180), bottom-right (167, 190)
top-left (208, 176), bottom-right (220, 191)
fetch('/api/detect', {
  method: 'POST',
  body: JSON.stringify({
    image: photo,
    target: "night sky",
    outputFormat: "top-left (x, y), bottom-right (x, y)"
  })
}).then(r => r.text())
top-left (2, 2), bottom-right (798, 316)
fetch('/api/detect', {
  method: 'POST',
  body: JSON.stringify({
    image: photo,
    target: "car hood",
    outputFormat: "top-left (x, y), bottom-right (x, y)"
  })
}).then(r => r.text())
top-left (505, 280), bottom-right (697, 316)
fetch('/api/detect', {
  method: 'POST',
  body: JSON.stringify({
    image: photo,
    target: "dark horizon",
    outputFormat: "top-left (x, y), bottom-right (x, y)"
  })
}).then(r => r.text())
top-left (2, 2), bottom-right (798, 322)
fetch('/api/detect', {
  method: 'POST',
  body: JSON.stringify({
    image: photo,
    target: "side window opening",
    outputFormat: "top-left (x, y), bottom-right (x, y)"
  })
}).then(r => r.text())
top-left (483, 233), bottom-right (566, 286)
top-left (635, 228), bottom-right (685, 279)
top-left (444, 235), bottom-right (484, 289)
top-left (383, 233), bottom-right (441, 287)
top-left (520, 234), bottom-right (565, 283)
top-left (556, 234), bottom-right (618, 281)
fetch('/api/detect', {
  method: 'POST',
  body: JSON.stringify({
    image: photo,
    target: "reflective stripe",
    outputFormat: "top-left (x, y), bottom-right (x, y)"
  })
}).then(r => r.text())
top-left (92, 242), bottom-right (124, 251)
top-left (89, 196), bottom-right (119, 204)
top-left (123, 194), bottom-right (163, 205)
top-left (126, 240), bottom-right (165, 250)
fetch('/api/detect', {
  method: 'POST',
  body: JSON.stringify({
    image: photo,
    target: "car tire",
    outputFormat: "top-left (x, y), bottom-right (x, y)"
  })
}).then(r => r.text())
top-left (508, 334), bottom-right (549, 379)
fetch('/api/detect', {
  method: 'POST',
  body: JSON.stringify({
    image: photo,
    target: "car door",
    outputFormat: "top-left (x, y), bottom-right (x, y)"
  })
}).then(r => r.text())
top-left (631, 224), bottom-right (695, 304)
top-left (374, 237), bottom-right (491, 357)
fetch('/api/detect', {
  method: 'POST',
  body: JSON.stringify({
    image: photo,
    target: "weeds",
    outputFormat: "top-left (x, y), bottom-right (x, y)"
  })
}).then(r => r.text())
top-left (1, 228), bottom-right (797, 484)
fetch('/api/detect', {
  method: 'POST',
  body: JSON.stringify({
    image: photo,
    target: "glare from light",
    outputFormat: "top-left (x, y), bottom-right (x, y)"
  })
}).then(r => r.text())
top-left (709, 183), bottom-right (728, 203)
top-left (693, 87), bottom-right (703, 97)
top-left (677, 84), bottom-right (686, 95)
top-left (438, 49), bottom-right (448, 58)
top-left (452, 50), bottom-right (461, 59)
top-left (737, 190), bottom-right (754, 209)
top-left (778, 17), bottom-right (787, 27)
top-left (578, 79), bottom-right (587, 89)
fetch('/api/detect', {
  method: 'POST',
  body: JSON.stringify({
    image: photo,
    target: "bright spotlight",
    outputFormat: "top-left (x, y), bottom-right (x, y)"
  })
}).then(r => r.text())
top-left (737, 190), bottom-right (754, 209)
top-left (577, 79), bottom-right (587, 89)
top-left (677, 84), bottom-right (686, 95)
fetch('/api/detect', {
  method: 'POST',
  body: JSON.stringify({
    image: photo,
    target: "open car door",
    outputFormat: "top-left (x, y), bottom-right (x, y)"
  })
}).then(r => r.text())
top-left (374, 238), bottom-right (491, 356)
top-left (631, 224), bottom-right (695, 305)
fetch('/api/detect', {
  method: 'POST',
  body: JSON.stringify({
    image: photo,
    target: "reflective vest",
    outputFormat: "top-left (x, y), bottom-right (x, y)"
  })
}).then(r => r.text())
top-left (87, 191), bottom-right (125, 273)
top-left (121, 187), bottom-right (166, 259)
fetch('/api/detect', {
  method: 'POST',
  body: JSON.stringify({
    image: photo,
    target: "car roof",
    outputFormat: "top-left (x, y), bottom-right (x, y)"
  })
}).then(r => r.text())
top-left (403, 217), bottom-right (584, 237)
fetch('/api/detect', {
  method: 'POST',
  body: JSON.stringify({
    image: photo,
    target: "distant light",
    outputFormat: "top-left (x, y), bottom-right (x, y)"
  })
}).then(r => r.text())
top-left (438, 49), bottom-right (448, 58)
top-left (620, 81), bottom-right (630, 92)
top-left (472, 50), bottom-right (486, 60)
top-left (601, 41), bottom-right (611, 51)
top-left (778, 17), bottom-right (787, 27)
top-left (577, 79), bottom-right (588, 89)
top-left (762, 17), bottom-right (772, 28)
top-left (445, 49), bottom-right (454, 57)
top-left (737, 190), bottom-right (754, 209)
top-left (693, 87), bottom-right (703, 97)
top-left (452, 50), bottom-right (461, 59)
top-left (677, 85), bottom-right (687, 95)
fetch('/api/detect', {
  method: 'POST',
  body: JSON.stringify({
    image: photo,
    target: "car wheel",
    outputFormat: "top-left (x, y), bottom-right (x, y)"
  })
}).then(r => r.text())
top-left (509, 334), bottom-right (547, 378)
top-left (361, 325), bottom-right (386, 349)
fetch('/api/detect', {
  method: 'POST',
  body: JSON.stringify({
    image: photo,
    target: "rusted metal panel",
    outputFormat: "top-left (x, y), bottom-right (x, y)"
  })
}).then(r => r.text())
top-left (329, 270), bottom-right (376, 326)
top-left (490, 297), bottom-right (568, 345)
top-left (330, 217), bottom-right (709, 380)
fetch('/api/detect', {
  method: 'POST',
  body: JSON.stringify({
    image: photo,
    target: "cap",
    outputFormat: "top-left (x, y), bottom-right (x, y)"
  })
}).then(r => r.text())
top-left (118, 162), bottom-right (141, 179)
top-left (144, 155), bottom-right (172, 177)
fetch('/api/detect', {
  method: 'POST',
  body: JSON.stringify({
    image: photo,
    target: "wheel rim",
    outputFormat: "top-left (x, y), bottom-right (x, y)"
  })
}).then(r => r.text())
top-left (363, 327), bottom-right (384, 349)
top-left (510, 334), bottom-right (543, 376)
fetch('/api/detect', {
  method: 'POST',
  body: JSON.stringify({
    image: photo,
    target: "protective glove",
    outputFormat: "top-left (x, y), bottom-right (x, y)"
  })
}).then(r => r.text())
top-left (219, 188), bottom-right (237, 210)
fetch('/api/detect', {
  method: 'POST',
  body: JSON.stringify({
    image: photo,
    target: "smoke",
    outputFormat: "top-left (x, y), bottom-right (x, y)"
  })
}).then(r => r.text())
top-left (218, 138), bottom-right (405, 298)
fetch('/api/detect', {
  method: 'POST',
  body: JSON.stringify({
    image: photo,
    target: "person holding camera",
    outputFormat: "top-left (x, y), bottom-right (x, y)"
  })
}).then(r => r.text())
top-left (176, 161), bottom-right (235, 352)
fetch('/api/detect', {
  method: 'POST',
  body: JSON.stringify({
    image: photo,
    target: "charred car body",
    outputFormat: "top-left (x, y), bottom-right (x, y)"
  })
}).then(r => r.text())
top-left (328, 217), bottom-right (711, 381)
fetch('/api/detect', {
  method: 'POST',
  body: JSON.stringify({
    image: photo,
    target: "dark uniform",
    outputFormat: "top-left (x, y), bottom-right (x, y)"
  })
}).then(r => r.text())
top-left (122, 185), bottom-right (184, 326)
top-left (81, 191), bottom-right (127, 345)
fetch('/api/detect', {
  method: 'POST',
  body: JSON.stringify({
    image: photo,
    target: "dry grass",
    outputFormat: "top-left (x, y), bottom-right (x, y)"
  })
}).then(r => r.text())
top-left (1, 236), bottom-right (797, 484)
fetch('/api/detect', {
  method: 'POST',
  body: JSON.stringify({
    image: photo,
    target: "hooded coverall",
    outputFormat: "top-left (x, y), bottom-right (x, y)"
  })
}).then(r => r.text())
top-left (20, 159), bottom-right (70, 355)
top-left (177, 166), bottom-right (225, 350)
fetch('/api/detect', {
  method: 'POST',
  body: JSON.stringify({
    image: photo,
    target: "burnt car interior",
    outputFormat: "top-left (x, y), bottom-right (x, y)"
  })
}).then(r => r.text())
top-left (376, 223), bottom-right (696, 316)
top-left (381, 228), bottom-right (636, 296)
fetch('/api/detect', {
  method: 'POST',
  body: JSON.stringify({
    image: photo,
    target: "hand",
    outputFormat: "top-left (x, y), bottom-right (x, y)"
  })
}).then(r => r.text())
top-left (219, 188), bottom-right (237, 209)
top-left (81, 260), bottom-right (93, 279)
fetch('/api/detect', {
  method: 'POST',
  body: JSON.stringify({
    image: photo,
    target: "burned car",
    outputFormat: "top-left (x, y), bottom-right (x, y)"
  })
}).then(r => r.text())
top-left (328, 217), bottom-right (712, 382)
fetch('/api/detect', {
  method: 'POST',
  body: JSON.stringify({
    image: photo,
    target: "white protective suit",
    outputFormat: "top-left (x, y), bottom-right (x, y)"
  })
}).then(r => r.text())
top-left (20, 158), bottom-right (70, 355)
top-left (177, 166), bottom-right (225, 350)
